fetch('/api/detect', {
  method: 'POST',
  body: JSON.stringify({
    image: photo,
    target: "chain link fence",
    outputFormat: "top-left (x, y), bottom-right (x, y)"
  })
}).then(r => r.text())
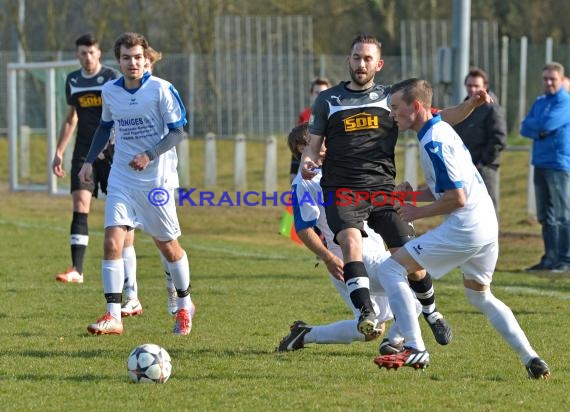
top-left (3, 19), bottom-right (570, 138)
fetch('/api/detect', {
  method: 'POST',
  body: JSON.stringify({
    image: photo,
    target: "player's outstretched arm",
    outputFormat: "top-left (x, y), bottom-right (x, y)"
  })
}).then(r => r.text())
top-left (440, 89), bottom-right (491, 126)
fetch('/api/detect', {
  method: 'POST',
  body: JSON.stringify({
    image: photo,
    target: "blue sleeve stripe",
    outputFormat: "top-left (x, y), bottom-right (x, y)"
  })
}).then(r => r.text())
top-left (101, 119), bottom-right (114, 127)
top-left (168, 85), bottom-right (188, 129)
top-left (168, 119), bottom-right (187, 129)
top-left (425, 141), bottom-right (462, 193)
top-left (291, 183), bottom-right (317, 231)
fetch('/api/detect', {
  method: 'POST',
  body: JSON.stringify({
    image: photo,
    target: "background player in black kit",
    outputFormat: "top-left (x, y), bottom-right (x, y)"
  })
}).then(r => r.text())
top-left (52, 33), bottom-right (119, 283)
top-left (301, 34), bottom-right (490, 346)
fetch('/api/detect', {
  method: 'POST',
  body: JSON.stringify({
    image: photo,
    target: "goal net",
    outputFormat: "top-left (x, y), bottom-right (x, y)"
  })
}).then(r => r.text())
top-left (7, 60), bottom-right (79, 194)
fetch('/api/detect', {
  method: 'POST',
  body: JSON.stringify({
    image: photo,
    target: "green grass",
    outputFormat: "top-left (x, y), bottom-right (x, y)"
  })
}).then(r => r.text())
top-left (1, 136), bottom-right (569, 411)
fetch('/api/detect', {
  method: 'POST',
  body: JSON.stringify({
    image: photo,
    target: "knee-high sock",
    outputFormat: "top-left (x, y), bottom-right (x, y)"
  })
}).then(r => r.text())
top-left (464, 288), bottom-right (538, 364)
top-left (123, 246), bottom-right (137, 300)
top-left (344, 261), bottom-right (374, 313)
top-left (304, 320), bottom-right (365, 344)
top-left (166, 251), bottom-right (192, 310)
top-left (408, 273), bottom-right (437, 315)
top-left (102, 259), bottom-right (124, 320)
top-left (376, 258), bottom-right (425, 351)
top-left (159, 251), bottom-right (175, 289)
top-left (70, 212), bottom-right (88, 273)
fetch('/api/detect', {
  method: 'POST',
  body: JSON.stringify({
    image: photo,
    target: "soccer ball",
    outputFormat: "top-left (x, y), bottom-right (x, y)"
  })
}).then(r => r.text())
top-left (127, 343), bottom-right (172, 383)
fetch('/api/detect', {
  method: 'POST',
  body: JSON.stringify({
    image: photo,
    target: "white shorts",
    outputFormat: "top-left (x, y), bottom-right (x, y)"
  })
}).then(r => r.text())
top-left (104, 186), bottom-right (181, 241)
top-left (404, 225), bottom-right (498, 286)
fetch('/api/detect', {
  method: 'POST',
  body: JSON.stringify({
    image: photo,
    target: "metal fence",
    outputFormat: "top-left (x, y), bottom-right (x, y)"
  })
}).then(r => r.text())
top-left (0, 51), bottom-right (402, 139)
top-left (3, 18), bottom-right (570, 138)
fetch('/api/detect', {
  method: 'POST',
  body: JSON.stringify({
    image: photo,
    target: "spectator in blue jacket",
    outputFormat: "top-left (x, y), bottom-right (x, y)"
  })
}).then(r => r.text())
top-left (521, 62), bottom-right (570, 272)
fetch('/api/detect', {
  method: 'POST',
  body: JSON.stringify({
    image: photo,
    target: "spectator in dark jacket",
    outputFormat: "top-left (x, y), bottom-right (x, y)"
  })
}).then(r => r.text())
top-left (453, 67), bottom-right (507, 215)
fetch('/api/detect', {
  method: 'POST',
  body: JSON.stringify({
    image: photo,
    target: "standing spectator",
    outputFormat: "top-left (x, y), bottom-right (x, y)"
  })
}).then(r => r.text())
top-left (51, 33), bottom-right (119, 284)
top-left (453, 67), bottom-right (507, 214)
top-left (79, 32), bottom-right (194, 335)
top-left (290, 77), bottom-right (331, 182)
top-left (521, 62), bottom-right (570, 273)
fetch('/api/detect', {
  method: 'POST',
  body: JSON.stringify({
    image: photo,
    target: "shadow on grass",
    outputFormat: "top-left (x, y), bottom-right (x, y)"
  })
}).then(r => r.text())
top-left (7, 373), bottom-right (124, 382)
top-left (16, 349), bottom-right (115, 358)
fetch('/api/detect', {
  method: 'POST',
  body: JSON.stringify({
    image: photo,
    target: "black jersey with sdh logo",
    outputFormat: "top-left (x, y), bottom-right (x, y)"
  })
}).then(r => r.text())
top-left (65, 65), bottom-right (119, 158)
top-left (309, 81), bottom-right (398, 191)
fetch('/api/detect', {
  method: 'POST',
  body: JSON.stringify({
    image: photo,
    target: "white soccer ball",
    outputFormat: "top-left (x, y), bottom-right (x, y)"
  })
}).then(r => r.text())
top-left (127, 343), bottom-right (172, 383)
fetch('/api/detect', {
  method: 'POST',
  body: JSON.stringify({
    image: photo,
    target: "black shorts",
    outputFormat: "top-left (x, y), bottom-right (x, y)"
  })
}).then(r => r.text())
top-left (323, 188), bottom-right (416, 248)
top-left (70, 157), bottom-right (111, 198)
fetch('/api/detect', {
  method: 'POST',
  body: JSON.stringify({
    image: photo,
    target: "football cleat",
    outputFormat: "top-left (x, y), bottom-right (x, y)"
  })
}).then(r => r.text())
top-left (424, 311), bottom-right (453, 345)
top-left (121, 298), bottom-right (143, 317)
top-left (173, 303), bottom-right (195, 336)
top-left (374, 347), bottom-right (430, 370)
top-left (379, 338), bottom-right (405, 355)
top-left (526, 357), bottom-right (551, 380)
top-left (167, 287), bottom-right (178, 316)
top-left (277, 320), bottom-right (312, 352)
top-left (357, 308), bottom-right (383, 337)
top-left (55, 267), bottom-right (84, 283)
top-left (87, 313), bottom-right (123, 335)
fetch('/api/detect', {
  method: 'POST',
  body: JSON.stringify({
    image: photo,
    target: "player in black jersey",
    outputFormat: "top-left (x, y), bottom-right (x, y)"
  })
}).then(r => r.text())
top-left (52, 34), bottom-right (119, 284)
top-left (301, 34), bottom-right (490, 347)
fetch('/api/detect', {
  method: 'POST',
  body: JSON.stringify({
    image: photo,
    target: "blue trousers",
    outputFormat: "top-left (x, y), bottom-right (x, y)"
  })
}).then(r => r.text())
top-left (534, 167), bottom-right (570, 266)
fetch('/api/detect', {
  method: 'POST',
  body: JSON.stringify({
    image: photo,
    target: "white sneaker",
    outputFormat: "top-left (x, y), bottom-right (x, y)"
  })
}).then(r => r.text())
top-left (87, 313), bottom-right (124, 335)
top-left (55, 267), bottom-right (84, 283)
top-left (121, 298), bottom-right (143, 317)
top-left (167, 288), bottom-right (178, 316)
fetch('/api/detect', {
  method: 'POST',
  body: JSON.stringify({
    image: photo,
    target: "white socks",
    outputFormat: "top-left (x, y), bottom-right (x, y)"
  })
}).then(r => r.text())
top-left (464, 288), bottom-right (538, 364)
top-left (122, 246), bottom-right (137, 300)
top-left (159, 251), bottom-right (175, 290)
top-left (165, 251), bottom-right (192, 310)
top-left (102, 259), bottom-right (124, 320)
top-left (304, 320), bottom-right (365, 344)
top-left (376, 258), bottom-right (426, 351)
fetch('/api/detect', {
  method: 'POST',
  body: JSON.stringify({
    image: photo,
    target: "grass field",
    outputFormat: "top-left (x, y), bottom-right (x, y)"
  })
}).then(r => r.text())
top-left (1, 136), bottom-right (569, 411)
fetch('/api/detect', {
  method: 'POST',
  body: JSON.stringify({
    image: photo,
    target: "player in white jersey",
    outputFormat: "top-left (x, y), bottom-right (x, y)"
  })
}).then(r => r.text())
top-left (278, 124), bottom-right (419, 353)
top-left (78, 32), bottom-right (194, 336)
top-left (120, 46), bottom-right (179, 318)
top-left (372, 78), bottom-right (550, 379)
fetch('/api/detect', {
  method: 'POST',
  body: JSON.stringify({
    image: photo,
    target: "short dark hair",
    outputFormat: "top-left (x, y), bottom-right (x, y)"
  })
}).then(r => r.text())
top-left (287, 123), bottom-right (309, 161)
top-left (464, 67), bottom-right (489, 86)
top-left (350, 34), bottom-right (382, 55)
top-left (310, 76), bottom-right (331, 93)
top-left (113, 32), bottom-right (149, 60)
top-left (543, 62), bottom-right (565, 77)
top-left (390, 78), bottom-right (433, 109)
top-left (75, 33), bottom-right (99, 49)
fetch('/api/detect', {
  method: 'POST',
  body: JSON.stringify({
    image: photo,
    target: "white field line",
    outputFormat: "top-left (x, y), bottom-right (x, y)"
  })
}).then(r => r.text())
top-left (3, 218), bottom-right (569, 298)
top-left (499, 286), bottom-right (570, 301)
top-left (0, 218), bottom-right (302, 261)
